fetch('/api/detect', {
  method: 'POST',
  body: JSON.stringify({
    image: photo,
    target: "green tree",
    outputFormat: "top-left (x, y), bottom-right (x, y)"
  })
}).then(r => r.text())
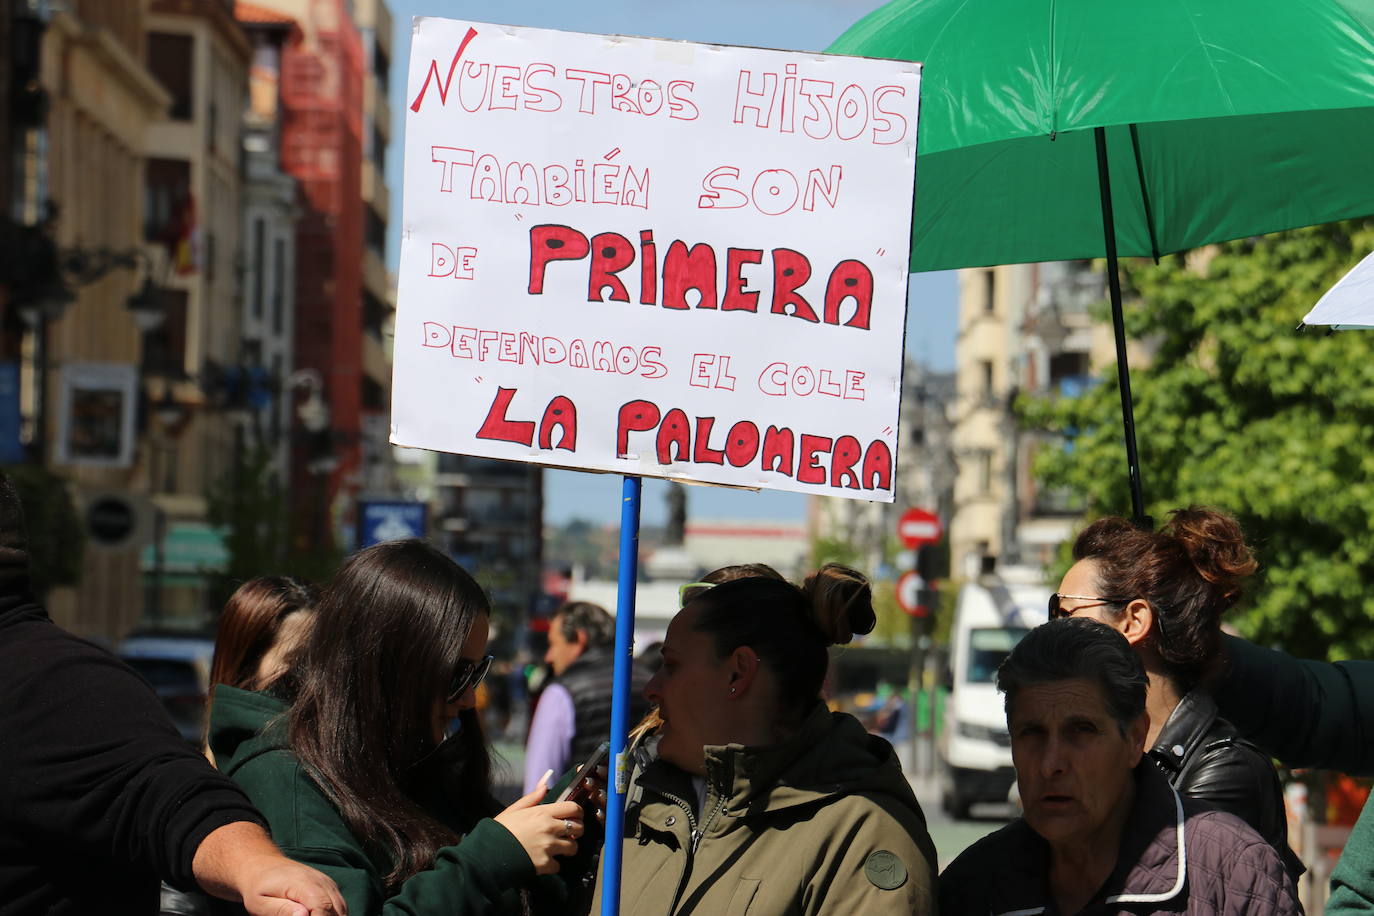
top-left (2, 464), bottom-right (84, 595)
top-left (205, 444), bottom-right (340, 607)
top-left (1022, 220), bottom-right (1374, 660)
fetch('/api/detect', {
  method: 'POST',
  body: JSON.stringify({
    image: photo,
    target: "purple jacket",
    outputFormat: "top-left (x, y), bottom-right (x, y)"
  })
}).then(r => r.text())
top-left (939, 760), bottom-right (1299, 915)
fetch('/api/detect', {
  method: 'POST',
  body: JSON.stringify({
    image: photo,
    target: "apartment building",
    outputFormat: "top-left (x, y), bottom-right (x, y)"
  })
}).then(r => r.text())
top-left (809, 356), bottom-right (956, 576)
top-left (237, 3), bottom-right (300, 482)
top-left (136, 0), bottom-right (251, 621)
top-left (245, 0), bottom-right (361, 551)
top-left (949, 261), bottom-right (1109, 580)
top-left (435, 453), bottom-right (543, 623)
top-left (24, 1), bottom-right (174, 637)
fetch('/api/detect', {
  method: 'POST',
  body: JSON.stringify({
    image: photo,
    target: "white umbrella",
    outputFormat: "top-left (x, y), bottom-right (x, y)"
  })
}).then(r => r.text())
top-left (1304, 250), bottom-right (1374, 329)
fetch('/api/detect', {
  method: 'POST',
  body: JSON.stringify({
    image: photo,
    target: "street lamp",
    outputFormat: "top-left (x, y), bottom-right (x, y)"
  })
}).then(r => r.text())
top-left (144, 384), bottom-right (189, 627)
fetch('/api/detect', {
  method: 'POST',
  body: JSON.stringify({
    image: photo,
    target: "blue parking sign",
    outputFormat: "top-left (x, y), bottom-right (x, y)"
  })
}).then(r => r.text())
top-left (358, 501), bottom-right (427, 547)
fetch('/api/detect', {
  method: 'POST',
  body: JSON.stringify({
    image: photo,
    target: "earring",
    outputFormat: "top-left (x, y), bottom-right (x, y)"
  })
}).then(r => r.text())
top-left (729, 687), bottom-right (736, 695)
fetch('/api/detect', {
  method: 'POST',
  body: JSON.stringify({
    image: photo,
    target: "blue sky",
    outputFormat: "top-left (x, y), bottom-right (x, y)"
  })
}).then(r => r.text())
top-left (383, 0), bottom-right (958, 525)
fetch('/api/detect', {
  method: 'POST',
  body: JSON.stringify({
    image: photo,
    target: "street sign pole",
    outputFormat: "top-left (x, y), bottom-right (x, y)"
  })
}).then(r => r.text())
top-left (912, 591), bottom-right (935, 777)
top-left (908, 603), bottom-right (922, 775)
top-left (895, 508), bottom-right (943, 780)
top-left (896, 567), bottom-right (925, 774)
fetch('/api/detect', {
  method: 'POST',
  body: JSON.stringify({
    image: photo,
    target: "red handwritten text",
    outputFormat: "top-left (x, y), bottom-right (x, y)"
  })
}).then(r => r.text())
top-left (528, 224), bottom-right (874, 330)
top-left (616, 398), bottom-right (892, 491)
top-left (410, 27), bottom-right (698, 121)
top-left (431, 146), bottom-right (649, 208)
top-left (698, 165), bottom-right (842, 215)
top-left (423, 323), bottom-right (668, 379)
top-left (758, 362), bottom-right (865, 400)
top-left (429, 243), bottom-right (478, 279)
top-left (734, 63), bottom-right (910, 145)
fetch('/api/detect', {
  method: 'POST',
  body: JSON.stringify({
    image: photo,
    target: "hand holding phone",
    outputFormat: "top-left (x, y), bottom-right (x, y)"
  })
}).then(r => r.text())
top-left (556, 741), bottom-right (610, 804)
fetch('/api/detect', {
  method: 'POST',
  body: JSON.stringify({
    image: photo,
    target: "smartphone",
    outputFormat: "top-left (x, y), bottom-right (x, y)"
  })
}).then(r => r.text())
top-left (555, 740), bottom-right (610, 804)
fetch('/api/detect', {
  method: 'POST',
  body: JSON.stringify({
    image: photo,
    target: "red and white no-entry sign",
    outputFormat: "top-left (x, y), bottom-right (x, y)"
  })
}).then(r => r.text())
top-left (897, 507), bottom-right (942, 548)
top-left (896, 571), bottom-right (927, 617)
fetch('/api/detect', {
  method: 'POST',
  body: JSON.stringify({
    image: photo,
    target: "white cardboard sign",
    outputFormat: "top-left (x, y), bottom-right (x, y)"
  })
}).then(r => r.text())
top-left (393, 17), bottom-right (920, 502)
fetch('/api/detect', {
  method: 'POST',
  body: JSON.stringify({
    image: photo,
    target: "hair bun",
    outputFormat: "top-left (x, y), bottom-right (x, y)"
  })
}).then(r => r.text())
top-left (1164, 506), bottom-right (1256, 600)
top-left (802, 563), bottom-right (876, 645)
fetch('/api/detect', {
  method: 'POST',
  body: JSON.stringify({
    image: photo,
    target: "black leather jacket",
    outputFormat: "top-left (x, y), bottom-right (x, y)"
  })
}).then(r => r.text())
top-left (1148, 688), bottom-right (1304, 881)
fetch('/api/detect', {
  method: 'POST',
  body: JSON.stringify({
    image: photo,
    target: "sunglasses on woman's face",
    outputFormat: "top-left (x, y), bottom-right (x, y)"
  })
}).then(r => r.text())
top-left (1047, 593), bottom-right (1116, 620)
top-left (446, 654), bottom-right (494, 704)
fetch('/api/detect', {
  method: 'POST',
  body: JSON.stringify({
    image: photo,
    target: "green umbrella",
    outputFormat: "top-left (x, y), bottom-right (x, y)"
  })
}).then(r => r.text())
top-left (830, 0), bottom-right (1374, 520)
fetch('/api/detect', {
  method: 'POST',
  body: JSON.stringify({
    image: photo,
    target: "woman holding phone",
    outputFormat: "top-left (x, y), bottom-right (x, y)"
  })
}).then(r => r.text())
top-left (210, 539), bottom-right (592, 915)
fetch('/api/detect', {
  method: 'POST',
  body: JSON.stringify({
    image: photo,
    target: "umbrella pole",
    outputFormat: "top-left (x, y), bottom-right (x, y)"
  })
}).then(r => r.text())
top-left (1094, 127), bottom-right (1149, 526)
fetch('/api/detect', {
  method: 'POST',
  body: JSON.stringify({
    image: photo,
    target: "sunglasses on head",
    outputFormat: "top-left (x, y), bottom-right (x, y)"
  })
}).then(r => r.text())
top-left (679, 581), bottom-right (714, 608)
top-left (1047, 593), bottom-right (1117, 620)
top-left (446, 654), bottom-right (494, 704)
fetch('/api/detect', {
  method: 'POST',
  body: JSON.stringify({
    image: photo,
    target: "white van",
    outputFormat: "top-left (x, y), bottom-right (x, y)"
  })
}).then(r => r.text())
top-left (938, 574), bottom-right (1048, 818)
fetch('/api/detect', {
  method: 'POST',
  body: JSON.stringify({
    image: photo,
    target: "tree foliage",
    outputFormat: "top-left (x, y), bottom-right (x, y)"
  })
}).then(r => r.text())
top-left (2, 463), bottom-right (84, 595)
top-left (1021, 220), bottom-right (1374, 660)
top-left (205, 443), bottom-right (341, 608)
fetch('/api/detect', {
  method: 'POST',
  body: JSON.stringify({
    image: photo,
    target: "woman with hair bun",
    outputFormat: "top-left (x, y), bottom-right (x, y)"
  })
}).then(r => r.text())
top-left (627, 562), bottom-right (787, 749)
top-left (1053, 506), bottom-right (1301, 878)
top-left (600, 563), bottom-right (937, 915)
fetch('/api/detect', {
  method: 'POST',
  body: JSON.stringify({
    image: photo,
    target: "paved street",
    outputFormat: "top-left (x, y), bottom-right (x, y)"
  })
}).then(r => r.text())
top-left (907, 771), bottom-right (1015, 870)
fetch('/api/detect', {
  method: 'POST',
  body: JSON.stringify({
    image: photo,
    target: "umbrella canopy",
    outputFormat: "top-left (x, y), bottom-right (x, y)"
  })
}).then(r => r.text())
top-left (1304, 249), bottom-right (1374, 329)
top-left (829, 0), bottom-right (1374, 272)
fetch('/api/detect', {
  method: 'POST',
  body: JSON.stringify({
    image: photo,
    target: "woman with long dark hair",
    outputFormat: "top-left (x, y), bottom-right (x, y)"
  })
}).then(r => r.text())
top-left (603, 564), bottom-right (938, 914)
top-left (210, 539), bottom-right (588, 914)
top-left (1053, 507), bottom-right (1302, 878)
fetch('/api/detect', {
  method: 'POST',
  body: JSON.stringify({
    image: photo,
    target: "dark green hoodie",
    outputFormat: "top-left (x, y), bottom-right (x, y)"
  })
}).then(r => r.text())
top-left (209, 685), bottom-right (573, 915)
top-left (595, 703), bottom-right (938, 915)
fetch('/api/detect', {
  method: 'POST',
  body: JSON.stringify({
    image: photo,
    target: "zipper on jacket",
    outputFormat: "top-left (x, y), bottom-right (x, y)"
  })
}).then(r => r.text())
top-left (691, 792), bottom-right (728, 854)
top-left (650, 787), bottom-right (701, 915)
top-left (658, 786), bottom-right (731, 913)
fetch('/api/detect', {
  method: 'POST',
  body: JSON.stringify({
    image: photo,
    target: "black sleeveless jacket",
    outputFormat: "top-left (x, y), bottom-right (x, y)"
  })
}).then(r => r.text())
top-left (1147, 687), bottom-right (1304, 881)
top-left (556, 647), bottom-right (652, 763)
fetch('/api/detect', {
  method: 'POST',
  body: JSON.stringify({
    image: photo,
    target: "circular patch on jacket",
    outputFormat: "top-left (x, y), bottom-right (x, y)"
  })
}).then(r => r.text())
top-left (864, 850), bottom-right (907, 890)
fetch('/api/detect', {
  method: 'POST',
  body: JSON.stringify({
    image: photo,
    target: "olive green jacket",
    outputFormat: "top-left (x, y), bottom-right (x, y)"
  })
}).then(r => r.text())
top-left (209, 685), bottom-right (573, 916)
top-left (597, 704), bottom-right (937, 915)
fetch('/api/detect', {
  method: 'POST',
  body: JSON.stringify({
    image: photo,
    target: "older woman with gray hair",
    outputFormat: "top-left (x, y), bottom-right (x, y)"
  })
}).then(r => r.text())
top-left (939, 617), bottom-right (1298, 915)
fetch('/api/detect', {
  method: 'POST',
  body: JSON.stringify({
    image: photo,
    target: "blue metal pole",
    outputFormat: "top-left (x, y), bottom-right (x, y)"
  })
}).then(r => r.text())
top-left (600, 475), bottom-right (642, 916)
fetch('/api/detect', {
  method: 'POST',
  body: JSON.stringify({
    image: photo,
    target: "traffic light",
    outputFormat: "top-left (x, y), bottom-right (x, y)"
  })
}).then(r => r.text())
top-left (915, 541), bottom-right (948, 583)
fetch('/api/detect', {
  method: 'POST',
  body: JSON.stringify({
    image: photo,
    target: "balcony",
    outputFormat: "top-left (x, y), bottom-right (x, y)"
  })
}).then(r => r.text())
top-left (361, 159), bottom-right (390, 227)
top-left (366, 77), bottom-right (392, 145)
top-left (362, 244), bottom-right (388, 301)
top-left (362, 327), bottom-right (389, 388)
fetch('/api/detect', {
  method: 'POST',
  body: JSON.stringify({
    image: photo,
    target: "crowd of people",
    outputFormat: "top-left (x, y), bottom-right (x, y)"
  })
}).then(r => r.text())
top-left (3, 468), bottom-right (1372, 914)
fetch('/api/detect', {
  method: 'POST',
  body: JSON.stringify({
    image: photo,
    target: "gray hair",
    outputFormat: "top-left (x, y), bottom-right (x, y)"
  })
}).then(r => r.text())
top-left (996, 617), bottom-right (1148, 736)
top-left (554, 600), bottom-right (615, 650)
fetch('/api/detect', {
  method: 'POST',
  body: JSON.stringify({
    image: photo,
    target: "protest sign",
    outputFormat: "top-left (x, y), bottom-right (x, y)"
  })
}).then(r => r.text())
top-left (393, 17), bottom-right (921, 501)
